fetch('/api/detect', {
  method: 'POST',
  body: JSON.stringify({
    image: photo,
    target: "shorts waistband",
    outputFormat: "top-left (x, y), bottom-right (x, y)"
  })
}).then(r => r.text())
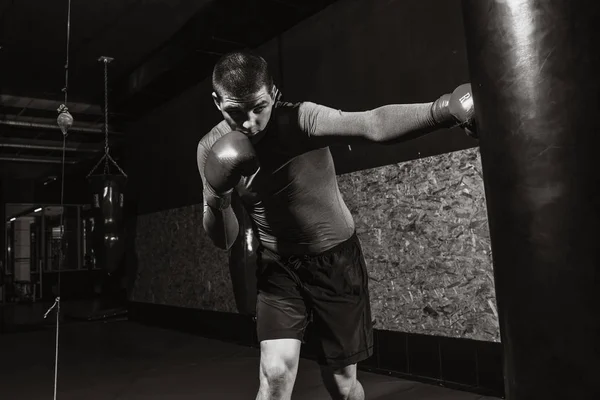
top-left (259, 231), bottom-right (358, 265)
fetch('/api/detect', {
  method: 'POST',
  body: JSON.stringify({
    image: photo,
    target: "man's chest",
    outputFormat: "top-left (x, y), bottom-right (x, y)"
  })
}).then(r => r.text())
top-left (236, 146), bottom-right (331, 206)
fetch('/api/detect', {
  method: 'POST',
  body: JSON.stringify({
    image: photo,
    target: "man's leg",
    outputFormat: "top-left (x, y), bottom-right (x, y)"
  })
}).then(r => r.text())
top-left (256, 338), bottom-right (302, 400)
top-left (319, 364), bottom-right (365, 400)
top-left (254, 253), bottom-right (309, 400)
top-left (301, 233), bottom-right (373, 400)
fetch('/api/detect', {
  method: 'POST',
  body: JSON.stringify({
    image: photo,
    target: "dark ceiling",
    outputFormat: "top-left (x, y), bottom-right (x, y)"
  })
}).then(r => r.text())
top-left (0, 0), bottom-right (338, 184)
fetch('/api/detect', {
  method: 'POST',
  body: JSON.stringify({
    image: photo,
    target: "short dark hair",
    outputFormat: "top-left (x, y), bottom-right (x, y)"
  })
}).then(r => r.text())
top-left (212, 50), bottom-right (274, 99)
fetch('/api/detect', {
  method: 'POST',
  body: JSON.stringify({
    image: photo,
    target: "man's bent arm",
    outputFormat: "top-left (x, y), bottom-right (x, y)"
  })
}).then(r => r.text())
top-left (203, 203), bottom-right (239, 250)
top-left (197, 140), bottom-right (239, 250)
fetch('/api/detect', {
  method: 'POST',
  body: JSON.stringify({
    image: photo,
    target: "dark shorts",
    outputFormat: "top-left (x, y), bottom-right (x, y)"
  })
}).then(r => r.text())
top-left (255, 233), bottom-right (373, 369)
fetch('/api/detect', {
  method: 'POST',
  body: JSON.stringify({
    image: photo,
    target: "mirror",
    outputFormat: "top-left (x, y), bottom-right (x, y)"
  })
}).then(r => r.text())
top-left (3, 203), bottom-right (98, 303)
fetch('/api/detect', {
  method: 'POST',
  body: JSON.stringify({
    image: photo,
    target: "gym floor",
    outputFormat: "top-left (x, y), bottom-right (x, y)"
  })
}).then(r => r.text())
top-left (1, 309), bottom-right (500, 400)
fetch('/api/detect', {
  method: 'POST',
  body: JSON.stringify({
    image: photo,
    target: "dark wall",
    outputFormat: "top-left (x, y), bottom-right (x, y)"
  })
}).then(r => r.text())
top-left (1, 178), bottom-right (89, 205)
top-left (125, 0), bottom-right (473, 214)
top-left (122, 77), bottom-right (217, 215)
top-left (280, 0), bottom-right (476, 174)
top-left (0, 181), bottom-right (5, 279)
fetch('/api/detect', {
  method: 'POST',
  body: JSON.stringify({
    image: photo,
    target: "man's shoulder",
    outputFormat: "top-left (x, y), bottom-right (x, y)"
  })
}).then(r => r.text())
top-left (273, 100), bottom-right (331, 137)
top-left (275, 100), bottom-right (320, 112)
top-left (272, 100), bottom-right (322, 128)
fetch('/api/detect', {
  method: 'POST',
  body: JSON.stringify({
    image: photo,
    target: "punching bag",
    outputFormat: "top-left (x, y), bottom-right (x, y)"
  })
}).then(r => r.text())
top-left (228, 193), bottom-right (259, 316)
top-left (461, 1), bottom-right (600, 398)
top-left (88, 174), bottom-right (127, 275)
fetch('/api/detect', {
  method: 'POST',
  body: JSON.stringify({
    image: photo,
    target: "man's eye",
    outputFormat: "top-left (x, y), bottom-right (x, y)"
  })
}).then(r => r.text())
top-left (254, 107), bottom-right (265, 114)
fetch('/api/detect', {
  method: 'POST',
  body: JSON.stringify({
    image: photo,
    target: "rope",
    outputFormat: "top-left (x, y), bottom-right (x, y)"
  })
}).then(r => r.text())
top-left (43, 0), bottom-right (72, 398)
top-left (55, 132), bottom-right (68, 400)
top-left (44, 104), bottom-right (68, 400)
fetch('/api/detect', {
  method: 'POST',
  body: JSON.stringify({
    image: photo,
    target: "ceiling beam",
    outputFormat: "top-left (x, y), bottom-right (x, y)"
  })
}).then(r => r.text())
top-left (0, 118), bottom-right (122, 135)
top-left (0, 155), bottom-right (79, 164)
top-left (0, 94), bottom-right (103, 115)
top-left (0, 137), bottom-right (102, 153)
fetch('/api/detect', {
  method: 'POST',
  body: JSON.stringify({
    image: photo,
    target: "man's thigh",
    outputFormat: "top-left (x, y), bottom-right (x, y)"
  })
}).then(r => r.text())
top-left (255, 249), bottom-right (310, 342)
top-left (256, 290), bottom-right (310, 342)
top-left (304, 235), bottom-right (374, 368)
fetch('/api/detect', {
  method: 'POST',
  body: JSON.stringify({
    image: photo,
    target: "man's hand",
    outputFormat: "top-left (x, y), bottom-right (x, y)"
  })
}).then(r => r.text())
top-left (431, 83), bottom-right (478, 138)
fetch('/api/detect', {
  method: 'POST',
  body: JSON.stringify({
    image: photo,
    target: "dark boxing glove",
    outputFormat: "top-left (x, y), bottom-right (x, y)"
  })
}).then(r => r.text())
top-left (204, 130), bottom-right (259, 210)
top-left (431, 83), bottom-right (477, 138)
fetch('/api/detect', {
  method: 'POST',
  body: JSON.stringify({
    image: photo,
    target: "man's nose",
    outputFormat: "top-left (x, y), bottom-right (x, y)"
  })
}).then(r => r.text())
top-left (242, 116), bottom-right (257, 130)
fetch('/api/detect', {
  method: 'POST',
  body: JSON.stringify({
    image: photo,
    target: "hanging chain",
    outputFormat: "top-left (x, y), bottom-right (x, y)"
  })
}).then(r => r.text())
top-left (104, 58), bottom-right (109, 155)
top-left (62, 0), bottom-right (72, 105)
top-left (56, 0), bottom-right (74, 137)
top-left (86, 56), bottom-right (127, 179)
top-left (101, 56), bottom-right (113, 175)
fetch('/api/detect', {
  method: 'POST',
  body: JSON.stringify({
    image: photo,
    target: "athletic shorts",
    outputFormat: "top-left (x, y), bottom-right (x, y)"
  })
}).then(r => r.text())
top-left (255, 232), bottom-right (374, 369)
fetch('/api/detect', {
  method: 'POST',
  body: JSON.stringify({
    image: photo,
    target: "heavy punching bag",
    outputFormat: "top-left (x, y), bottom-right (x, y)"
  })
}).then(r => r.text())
top-left (461, 1), bottom-right (600, 398)
top-left (88, 174), bottom-right (127, 275)
top-left (228, 192), bottom-right (259, 316)
top-left (86, 56), bottom-right (128, 276)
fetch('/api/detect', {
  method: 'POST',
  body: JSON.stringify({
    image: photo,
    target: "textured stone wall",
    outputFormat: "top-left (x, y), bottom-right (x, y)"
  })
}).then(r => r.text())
top-left (131, 204), bottom-right (236, 313)
top-left (338, 148), bottom-right (499, 342)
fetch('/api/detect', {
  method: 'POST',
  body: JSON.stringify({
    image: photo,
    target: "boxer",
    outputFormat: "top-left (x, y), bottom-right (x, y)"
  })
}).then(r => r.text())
top-left (197, 50), bottom-right (475, 400)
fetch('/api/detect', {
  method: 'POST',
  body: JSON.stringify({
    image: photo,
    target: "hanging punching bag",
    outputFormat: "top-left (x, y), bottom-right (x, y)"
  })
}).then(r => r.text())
top-left (88, 174), bottom-right (127, 275)
top-left (228, 192), bottom-right (259, 316)
top-left (461, 1), bottom-right (600, 398)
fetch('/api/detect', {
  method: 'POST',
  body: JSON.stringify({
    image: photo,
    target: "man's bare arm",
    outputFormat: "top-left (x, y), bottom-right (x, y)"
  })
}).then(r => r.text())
top-left (299, 84), bottom-right (476, 146)
top-left (300, 102), bottom-right (438, 146)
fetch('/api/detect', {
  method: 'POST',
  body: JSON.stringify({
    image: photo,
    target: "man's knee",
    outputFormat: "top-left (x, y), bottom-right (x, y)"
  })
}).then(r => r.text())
top-left (260, 362), bottom-right (292, 390)
top-left (320, 364), bottom-right (358, 399)
top-left (259, 339), bottom-right (301, 396)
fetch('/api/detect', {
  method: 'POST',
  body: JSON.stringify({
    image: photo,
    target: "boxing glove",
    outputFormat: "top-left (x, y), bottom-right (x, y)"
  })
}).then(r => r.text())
top-left (204, 130), bottom-right (259, 209)
top-left (431, 83), bottom-right (478, 138)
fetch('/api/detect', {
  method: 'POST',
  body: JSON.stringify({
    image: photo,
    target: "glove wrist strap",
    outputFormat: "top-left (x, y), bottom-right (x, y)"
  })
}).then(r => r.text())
top-left (205, 185), bottom-right (233, 211)
top-left (430, 94), bottom-right (454, 127)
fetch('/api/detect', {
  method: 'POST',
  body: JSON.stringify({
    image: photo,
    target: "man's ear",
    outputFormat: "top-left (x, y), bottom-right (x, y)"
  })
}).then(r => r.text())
top-left (212, 92), bottom-right (222, 111)
top-left (272, 85), bottom-right (282, 103)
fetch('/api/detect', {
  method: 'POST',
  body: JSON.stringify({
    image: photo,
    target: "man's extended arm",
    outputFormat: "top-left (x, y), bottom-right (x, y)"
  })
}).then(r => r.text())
top-left (300, 84), bottom-right (476, 145)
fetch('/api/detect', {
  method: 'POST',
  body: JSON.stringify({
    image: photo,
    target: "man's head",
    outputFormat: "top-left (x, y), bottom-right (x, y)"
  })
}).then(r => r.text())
top-left (212, 50), bottom-right (278, 139)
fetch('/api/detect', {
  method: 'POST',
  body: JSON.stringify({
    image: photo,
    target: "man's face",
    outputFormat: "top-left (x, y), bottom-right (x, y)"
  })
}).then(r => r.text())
top-left (213, 85), bottom-right (276, 140)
